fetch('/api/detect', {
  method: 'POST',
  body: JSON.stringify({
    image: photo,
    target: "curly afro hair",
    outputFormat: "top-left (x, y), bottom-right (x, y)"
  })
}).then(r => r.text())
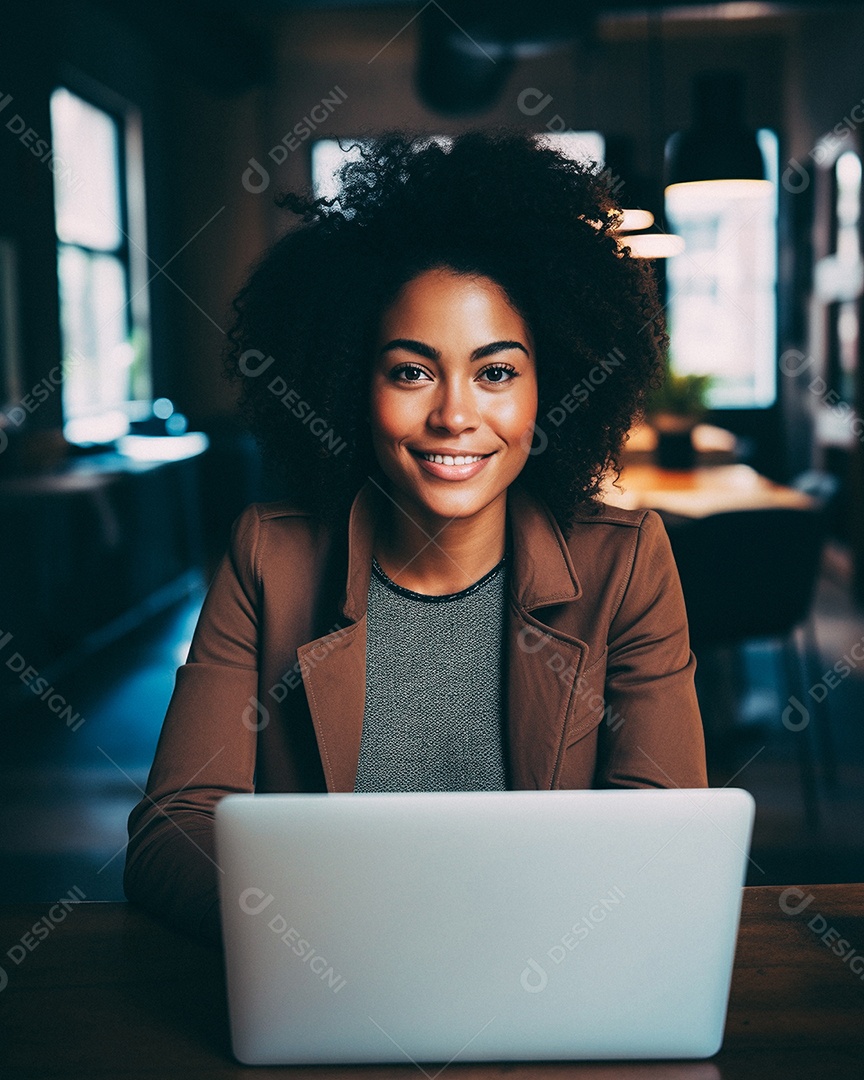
top-left (222, 125), bottom-right (667, 535)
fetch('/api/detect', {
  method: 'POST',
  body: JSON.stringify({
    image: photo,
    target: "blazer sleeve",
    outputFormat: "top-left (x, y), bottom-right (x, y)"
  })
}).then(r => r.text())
top-left (593, 509), bottom-right (708, 789)
top-left (123, 503), bottom-right (262, 945)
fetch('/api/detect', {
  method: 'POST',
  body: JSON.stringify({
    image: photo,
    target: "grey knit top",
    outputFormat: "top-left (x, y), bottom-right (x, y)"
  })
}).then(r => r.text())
top-left (353, 549), bottom-right (510, 792)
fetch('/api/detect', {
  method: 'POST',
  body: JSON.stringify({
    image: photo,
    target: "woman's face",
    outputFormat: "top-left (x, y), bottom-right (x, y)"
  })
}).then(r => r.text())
top-left (369, 267), bottom-right (539, 528)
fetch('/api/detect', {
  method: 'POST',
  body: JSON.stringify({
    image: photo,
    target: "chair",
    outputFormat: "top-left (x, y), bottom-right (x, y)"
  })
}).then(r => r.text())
top-left (656, 505), bottom-right (834, 828)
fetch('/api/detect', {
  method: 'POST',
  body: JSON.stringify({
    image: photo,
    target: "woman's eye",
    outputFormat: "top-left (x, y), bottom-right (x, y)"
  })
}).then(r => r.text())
top-left (480, 364), bottom-right (518, 383)
top-left (390, 363), bottom-right (518, 383)
top-left (392, 364), bottom-right (430, 382)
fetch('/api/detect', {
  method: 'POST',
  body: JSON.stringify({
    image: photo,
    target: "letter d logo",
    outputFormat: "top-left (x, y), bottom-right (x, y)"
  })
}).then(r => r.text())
top-left (778, 886), bottom-right (814, 916)
top-left (521, 421), bottom-right (548, 456)
top-left (782, 695), bottom-right (810, 731)
top-left (242, 696), bottom-right (270, 731)
top-left (239, 888), bottom-right (275, 916)
top-left (779, 349), bottom-right (814, 377)
top-left (781, 158), bottom-right (810, 194)
top-left (520, 957), bottom-right (548, 993)
top-left (242, 157), bottom-right (270, 194)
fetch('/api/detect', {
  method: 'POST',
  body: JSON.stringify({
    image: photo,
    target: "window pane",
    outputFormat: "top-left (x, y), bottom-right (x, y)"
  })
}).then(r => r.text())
top-left (311, 132), bottom-right (606, 211)
top-left (311, 135), bottom-right (453, 203)
top-left (664, 129), bottom-right (779, 409)
top-left (536, 131), bottom-right (605, 167)
top-left (58, 246), bottom-right (134, 422)
top-left (50, 86), bottom-right (122, 251)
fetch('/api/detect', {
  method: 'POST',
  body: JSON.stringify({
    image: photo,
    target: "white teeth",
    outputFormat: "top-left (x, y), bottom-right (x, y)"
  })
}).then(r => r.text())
top-left (419, 453), bottom-right (486, 466)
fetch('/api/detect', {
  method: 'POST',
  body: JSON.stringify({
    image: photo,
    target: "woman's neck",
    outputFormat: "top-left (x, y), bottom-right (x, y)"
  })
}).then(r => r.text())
top-left (372, 490), bottom-right (508, 597)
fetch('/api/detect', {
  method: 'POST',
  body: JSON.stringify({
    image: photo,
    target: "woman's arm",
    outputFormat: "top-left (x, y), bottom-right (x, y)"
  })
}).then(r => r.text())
top-left (594, 509), bottom-right (709, 789)
top-left (123, 505), bottom-right (262, 945)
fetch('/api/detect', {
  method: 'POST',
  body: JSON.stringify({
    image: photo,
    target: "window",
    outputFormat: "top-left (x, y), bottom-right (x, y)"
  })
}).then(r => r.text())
top-left (663, 129), bottom-right (779, 410)
top-left (49, 83), bottom-right (150, 444)
top-left (310, 131), bottom-right (606, 203)
top-left (311, 135), bottom-right (454, 204)
top-left (824, 149), bottom-right (861, 407)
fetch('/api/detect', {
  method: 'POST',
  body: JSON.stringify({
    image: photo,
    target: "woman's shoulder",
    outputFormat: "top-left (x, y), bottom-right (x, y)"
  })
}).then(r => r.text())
top-left (561, 497), bottom-right (663, 541)
top-left (567, 500), bottom-right (654, 528)
top-left (243, 498), bottom-right (319, 524)
top-left (226, 499), bottom-right (333, 569)
top-left (230, 498), bottom-right (323, 529)
top-left (513, 482), bottom-right (669, 571)
top-left (560, 500), bottom-right (670, 566)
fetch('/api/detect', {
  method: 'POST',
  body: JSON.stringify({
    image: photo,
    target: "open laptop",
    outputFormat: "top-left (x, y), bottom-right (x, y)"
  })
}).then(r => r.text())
top-left (214, 788), bottom-right (755, 1065)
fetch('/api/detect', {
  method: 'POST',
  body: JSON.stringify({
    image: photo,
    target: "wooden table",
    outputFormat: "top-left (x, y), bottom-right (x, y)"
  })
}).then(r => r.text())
top-left (1, 885), bottom-right (862, 1077)
top-left (600, 463), bottom-right (816, 518)
top-left (622, 422), bottom-right (740, 465)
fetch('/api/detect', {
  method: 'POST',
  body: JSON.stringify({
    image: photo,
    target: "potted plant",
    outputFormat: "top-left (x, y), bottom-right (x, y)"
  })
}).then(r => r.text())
top-left (644, 354), bottom-right (714, 469)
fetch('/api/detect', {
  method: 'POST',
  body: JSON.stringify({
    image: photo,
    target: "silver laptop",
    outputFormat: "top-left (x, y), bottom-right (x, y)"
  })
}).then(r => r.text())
top-left (214, 788), bottom-right (755, 1065)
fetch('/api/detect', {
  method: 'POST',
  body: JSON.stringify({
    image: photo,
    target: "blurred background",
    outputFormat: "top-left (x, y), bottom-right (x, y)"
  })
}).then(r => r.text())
top-left (1, 0), bottom-right (863, 904)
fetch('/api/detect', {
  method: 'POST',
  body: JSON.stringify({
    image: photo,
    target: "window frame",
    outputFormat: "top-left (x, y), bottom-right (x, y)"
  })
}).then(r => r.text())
top-left (662, 127), bottom-right (780, 412)
top-left (50, 67), bottom-right (152, 442)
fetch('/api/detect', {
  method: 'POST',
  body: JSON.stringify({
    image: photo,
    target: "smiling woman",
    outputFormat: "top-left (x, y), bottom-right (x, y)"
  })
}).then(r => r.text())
top-left (123, 128), bottom-right (709, 946)
top-left (368, 268), bottom-right (539, 595)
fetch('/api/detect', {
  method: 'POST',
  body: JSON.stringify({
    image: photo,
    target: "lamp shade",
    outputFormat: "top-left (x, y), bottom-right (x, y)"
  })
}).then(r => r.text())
top-left (665, 71), bottom-right (766, 187)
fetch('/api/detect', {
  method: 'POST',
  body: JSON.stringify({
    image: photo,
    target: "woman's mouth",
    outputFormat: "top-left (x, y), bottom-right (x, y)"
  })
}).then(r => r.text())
top-left (409, 449), bottom-right (495, 480)
top-left (413, 451), bottom-right (491, 465)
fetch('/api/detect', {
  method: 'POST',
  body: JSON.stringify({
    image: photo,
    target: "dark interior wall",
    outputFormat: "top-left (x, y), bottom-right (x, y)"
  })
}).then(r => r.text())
top-left (3, 2), bottom-right (863, 464)
top-left (160, 66), bottom-right (271, 422)
top-left (0, 0), bottom-right (273, 434)
top-left (786, 7), bottom-right (864, 160)
top-left (188, 7), bottom-right (793, 473)
top-left (256, 9), bottom-right (789, 178)
top-left (173, 4), bottom-right (864, 488)
top-left (1, 2), bottom-right (161, 430)
top-left (1, 7), bottom-right (69, 432)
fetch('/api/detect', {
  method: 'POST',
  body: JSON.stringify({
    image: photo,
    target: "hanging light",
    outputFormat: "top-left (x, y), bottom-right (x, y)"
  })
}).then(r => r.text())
top-left (616, 230), bottom-right (686, 259)
top-left (663, 71), bottom-right (772, 267)
top-left (608, 208), bottom-right (686, 260)
top-left (665, 71), bottom-right (772, 196)
top-left (617, 209), bottom-right (655, 232)
top-left (605, 12), bottom-right (684, 261)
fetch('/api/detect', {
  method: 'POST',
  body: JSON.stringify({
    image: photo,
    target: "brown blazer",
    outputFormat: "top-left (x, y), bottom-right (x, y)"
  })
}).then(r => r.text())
top-left (124, 476), bottom-right (708, 945)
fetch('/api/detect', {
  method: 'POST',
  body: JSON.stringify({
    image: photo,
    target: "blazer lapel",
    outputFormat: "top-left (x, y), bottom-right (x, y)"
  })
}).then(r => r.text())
top-left (503, 483), bottom-right (588, 789)
top-left (296, 478), bottom-right (378, 792)
top-left (299, 477), bottom-right (588, 792)
top-left (296, 617), bottom-right (367, 791)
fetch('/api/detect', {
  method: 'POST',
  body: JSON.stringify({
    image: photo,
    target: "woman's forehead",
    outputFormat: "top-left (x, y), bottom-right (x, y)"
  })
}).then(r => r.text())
top-left (376, 269), bottom-right (534, 344)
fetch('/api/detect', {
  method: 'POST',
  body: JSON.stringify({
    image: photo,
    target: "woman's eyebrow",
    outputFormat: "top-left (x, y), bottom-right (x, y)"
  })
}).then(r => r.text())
top-left (378, 338), bottom-right (530, 361)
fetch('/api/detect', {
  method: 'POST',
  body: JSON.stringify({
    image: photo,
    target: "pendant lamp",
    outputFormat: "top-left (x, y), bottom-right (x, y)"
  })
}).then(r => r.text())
top-left (665, 71), bottom-right (771, 195)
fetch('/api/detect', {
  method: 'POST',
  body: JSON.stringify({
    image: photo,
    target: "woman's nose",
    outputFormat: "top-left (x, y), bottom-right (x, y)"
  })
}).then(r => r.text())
top-left (428, 378), bottom-right (481, 431)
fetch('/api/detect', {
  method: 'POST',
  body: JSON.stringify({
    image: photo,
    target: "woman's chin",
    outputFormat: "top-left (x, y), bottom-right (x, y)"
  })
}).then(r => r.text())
top-left (400, 483), bottom-right (507, 524)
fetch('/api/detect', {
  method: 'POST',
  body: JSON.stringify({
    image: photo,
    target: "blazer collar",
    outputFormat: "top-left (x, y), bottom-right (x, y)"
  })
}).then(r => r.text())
top-left (299, 475), bottom-right (591, 792)
top-left (339, 475), bottom-right (583, 622)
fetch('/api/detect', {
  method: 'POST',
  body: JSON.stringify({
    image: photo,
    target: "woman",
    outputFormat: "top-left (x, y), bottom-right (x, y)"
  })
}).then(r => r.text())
top-left (124, 128), bottom-right (708, 946)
